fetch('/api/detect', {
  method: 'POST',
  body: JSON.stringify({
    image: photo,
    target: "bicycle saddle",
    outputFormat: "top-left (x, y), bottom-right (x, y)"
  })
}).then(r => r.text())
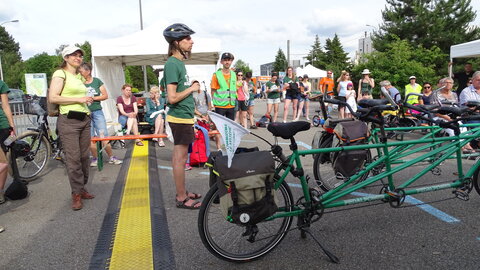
top-left (357, 99), bottom-right (389, 108)
top-left (267, 121), bottom-right (311, 139)
top-left (415, 104), bottom-right (439, 112)
top-left (434, 106), bottom-right (470, 117)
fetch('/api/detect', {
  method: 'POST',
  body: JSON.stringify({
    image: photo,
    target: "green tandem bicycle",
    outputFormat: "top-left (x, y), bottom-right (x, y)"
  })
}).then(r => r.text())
top-left (197, 95), bottom-right (480, 263)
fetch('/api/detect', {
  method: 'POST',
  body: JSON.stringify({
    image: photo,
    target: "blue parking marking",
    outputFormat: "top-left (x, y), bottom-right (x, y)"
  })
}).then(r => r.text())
top-left (199, 172), bottom-right (209, 175)
top-left (352, 192), bottom-right (460, 223)
top-left (158, 165), bottom-right (172, 170)
top-left (279, 141), bottom-right (311, 150)
top-left (288, 183), bottom-right (303, 188)
top-left (477, 237), bottom-right (480, 241)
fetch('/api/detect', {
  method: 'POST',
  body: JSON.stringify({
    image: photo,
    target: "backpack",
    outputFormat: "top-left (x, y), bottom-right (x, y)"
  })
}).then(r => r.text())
top-left (256, 115), bottom-right (270, 128)
top-left (331, 120), bottom-right (369, 178)
top-left (190, 125), bottom-right (209, 166)
top-left (212, 150), bottom-right (277, 225)
top-left (47, 70), bottom-right (66, 117)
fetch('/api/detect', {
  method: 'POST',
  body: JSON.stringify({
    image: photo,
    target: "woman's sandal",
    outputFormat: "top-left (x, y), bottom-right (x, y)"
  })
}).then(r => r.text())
top-left (186, 190), bottom-right (201, 199)
top-left (158, 140), bottom-right (165, 147)
top-left (176, 197), bottom-right (201, 209)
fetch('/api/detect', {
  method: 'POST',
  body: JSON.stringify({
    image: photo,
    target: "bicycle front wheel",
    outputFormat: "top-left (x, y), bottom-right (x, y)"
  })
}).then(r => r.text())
top-left (198, 181), bottom-right (294, 262)
top-left (11, 131), bottom-right (51, 182)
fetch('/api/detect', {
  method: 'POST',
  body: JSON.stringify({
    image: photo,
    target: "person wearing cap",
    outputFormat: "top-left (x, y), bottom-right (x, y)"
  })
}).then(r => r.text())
top-left (294, 75), bottom-right (308, 121)
top-left (357, 69), bottom-right (375, 101)
top-left (405, 76), bottom-right (422, 105)
top-left (48, 45), bottom-right (94, 210)
top-left (210, 52), bottom-right (237, 121)
top-left (163, 23), bottom-right (202, 209)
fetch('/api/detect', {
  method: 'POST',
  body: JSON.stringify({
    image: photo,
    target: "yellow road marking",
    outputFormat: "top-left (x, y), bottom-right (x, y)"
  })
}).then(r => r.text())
top-left (110, 142), bottom-right (153, 270)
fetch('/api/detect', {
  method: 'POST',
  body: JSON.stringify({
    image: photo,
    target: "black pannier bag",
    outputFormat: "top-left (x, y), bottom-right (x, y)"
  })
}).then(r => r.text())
top-left (210, 150), bottom-right (277, 225)
top-left (332, 120), bottom-right (369, 178)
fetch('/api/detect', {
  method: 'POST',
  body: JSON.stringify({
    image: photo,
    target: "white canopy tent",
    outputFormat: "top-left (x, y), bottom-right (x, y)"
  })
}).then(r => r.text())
top-left (449, 39), bottom-right (480, 76)
top-left (295, 64), bottom-right (327, 79)
top-left (91, 22), bottom-right (221, 123)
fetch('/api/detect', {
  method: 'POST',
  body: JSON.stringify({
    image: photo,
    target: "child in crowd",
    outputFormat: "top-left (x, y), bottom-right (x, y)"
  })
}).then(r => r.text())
top-left (345, 82), bottom-right (357, 118)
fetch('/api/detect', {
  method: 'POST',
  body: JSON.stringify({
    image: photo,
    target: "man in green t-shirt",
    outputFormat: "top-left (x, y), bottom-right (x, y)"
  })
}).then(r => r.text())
top-left (0, 80), bottom-right (16, 205)
top-left (163, 23), bottom-right (202, 209)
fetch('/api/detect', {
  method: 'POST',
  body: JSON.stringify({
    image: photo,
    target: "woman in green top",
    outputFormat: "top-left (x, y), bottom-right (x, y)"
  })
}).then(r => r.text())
top-left (0, 79), bottom-right (15, 205)
top-left (282, 66), bottom-right (299, 122)
top-left (145, 86), bottom-right (166, 147)
top-left (79, 62), bottom-right (123, 167)
top-left (49, 46), bottom-right (94, 211)
top-left (266, 72), bottom-right (281, 122)
top-left (357, 69), bottom-right (375, 101)
top-left (244, 72), bottom-right (257, 129)
top-left (163, 23), bottom-right (202, 209)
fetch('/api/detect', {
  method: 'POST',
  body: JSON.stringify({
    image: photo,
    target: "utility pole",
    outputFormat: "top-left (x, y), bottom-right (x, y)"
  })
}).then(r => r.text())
top-left (287, 40), bottom-right (290, 69)
top-left (139, 0), bottom-right (148, 93)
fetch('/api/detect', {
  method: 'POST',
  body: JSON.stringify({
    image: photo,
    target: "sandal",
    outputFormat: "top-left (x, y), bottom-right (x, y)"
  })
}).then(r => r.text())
top-left (136, 140), bottom-right (144, 146)
top-left (158, 140), bottom-right (165, 147)
top-left (186, 190), bottom-right (201, 200)
top-left (176, 197), bottom-right (201, 209)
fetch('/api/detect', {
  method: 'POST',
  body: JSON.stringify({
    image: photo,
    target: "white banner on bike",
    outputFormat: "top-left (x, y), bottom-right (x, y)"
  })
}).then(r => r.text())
top-left (208, 111), bottom-right (250, 167)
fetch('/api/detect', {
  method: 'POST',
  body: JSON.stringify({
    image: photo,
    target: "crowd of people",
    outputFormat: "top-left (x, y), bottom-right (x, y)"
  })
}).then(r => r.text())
top-left (1, 21), bottom-right (479, 216)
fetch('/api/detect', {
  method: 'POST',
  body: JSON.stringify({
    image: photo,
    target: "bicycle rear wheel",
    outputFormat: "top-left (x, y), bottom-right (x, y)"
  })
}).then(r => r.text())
top-left (313, 139), bottom-right (371, 192)
top-left (198, 181), bottom-right (294, 262)
top-left (11, 131), bottom-right (51, 182)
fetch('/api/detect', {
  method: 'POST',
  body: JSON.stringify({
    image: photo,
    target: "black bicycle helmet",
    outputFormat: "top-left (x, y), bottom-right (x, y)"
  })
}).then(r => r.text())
top-left (163, 23), bottom-right (195, 43)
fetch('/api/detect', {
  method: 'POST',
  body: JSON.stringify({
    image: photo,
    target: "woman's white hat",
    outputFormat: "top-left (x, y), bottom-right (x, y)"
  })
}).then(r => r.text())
top-left (362, 69), bottom-right (371, 75)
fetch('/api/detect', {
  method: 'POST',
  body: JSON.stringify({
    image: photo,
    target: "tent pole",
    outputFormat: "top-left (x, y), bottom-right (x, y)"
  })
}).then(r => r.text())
top-left (139, 0), bottom-right (148, 92)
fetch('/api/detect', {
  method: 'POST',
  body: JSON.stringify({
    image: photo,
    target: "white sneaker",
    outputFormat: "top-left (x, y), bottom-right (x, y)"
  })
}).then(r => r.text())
top-left (90, 158), bottom-right (98, 167)
top-left (108, 156), bottom-right (123, 165)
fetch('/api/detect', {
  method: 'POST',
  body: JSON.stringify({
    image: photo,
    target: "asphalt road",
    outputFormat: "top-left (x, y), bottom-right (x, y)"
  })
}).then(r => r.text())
top-left (1, 99), bottom-right (480, 270)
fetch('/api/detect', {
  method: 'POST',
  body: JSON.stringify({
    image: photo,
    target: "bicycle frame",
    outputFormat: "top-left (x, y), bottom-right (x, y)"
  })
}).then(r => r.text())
top-left (267, 123), bottom-right (480, 220)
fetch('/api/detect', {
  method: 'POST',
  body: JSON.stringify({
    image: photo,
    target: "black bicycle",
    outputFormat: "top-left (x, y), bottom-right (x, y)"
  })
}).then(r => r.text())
top-left (10, 95), bottom-right (64, 182)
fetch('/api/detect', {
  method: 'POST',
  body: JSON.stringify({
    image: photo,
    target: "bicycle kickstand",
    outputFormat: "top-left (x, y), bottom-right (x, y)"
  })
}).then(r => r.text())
top-left (301, 228), bottom-right (340, 264)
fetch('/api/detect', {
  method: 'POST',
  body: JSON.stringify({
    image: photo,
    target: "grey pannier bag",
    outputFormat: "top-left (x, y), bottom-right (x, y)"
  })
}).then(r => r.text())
top-left (213, 150), bottom-right (278, 225)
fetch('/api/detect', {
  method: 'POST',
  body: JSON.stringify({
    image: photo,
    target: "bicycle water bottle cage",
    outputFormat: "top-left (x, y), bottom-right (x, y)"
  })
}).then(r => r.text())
top-left (267, 122), bottom-right (310, 140)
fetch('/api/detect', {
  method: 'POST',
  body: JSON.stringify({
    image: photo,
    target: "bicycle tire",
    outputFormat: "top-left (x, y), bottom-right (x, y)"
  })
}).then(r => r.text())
top-left (10, 131), bottom-right (51, 182)
top-left (473, 166), bottom-right (480, 196)
top-left (198, 181), bottom-right (294, 262)
top-left (313, 139), bottom-right (371, 192)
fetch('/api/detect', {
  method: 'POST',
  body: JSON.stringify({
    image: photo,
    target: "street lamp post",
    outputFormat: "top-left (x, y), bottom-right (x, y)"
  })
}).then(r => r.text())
top-left (0, 19), bottom-right (19, 81)
top-left (139, 0), bottom-right (148, 93)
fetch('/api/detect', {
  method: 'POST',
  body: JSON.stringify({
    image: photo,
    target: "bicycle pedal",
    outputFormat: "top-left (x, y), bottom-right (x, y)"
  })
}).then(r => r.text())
top-left (453, 188), bottom-right (469, 201)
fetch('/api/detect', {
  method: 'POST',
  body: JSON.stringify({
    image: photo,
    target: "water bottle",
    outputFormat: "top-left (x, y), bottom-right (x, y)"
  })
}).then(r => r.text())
top-left (4, 134), bottom-right (16, 146)
top-left (86, 87), bottom-right (95, 106)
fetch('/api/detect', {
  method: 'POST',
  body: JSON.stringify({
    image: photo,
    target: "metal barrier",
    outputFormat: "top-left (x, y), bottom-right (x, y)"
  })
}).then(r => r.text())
top-left (10, 102), bottom-right (57, 135)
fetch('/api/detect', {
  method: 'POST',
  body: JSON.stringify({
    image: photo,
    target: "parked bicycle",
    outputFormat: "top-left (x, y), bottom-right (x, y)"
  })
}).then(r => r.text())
top-left (198, 91), bottom-right (480, 263)
top-left (11, 95), bottom-right (64, 182)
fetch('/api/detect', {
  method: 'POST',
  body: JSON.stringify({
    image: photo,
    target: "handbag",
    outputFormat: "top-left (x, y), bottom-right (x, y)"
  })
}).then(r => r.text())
top-left (47, 70), bottom-right (66, 117)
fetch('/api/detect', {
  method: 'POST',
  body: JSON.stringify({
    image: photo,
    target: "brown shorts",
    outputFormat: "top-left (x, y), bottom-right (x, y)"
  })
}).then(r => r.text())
top-left (169, 122), bottom-right (194, 145)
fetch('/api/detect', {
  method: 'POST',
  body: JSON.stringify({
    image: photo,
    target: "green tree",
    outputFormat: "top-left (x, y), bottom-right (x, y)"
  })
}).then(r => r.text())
top-left (306, 35), bottom-right (326, 69)
top-left (124, 65), bottom-right (159, 92)
top-left (323, 34), bottom-right (350, 78)
top-left (373, 0), bottom-right (480, 54)
top-left (273, 48), bottom-right (288, 72)
top-left (352, 38), bottom-right (446, 97)
top-left (0, 26), bottom-right (23, 88)
top-left (76, 41), bottom-right (92, 63)
top-left (234, 59), bottom-right (252, 74)
top-left (24, 52), bottom-right (63, 83)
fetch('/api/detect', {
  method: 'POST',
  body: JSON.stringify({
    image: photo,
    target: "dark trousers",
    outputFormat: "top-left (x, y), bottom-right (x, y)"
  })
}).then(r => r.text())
top-left (57, 114), bottom-right (91, 194)
top-left (214, 107), bottom-right (235, 121)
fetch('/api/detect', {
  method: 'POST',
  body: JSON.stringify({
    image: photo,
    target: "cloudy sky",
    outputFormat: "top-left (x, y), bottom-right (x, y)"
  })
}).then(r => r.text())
top-left (1, 0), bottom-right (479, 74)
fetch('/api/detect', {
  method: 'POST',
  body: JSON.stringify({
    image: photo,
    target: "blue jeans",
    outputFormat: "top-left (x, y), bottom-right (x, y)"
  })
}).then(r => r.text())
top-left (118, 115), bottom-right (128, 128)
top-left (90, 109), bottom-right (109, 137)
